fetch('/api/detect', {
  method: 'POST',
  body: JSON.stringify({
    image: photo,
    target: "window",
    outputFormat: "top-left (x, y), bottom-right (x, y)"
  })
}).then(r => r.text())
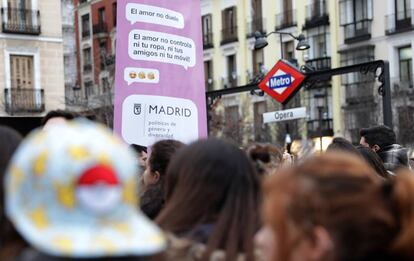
top-left (84, 80), bottom-right (94, 98)
top-left (202, 14), bottom-right (213, 47)
top-left (10, 55), bottom-right (34, 89)
top-left (254, 101), bottom-right (268, 142)
top-left (252, 49), bottom-right (264, 76)
top-left (204, 60), bottom-right (214, 91)
top-left (81, 14), bottom-right (90, 38)
top-left (98, 7), bottom-right (105, 25)
top-left (222, 7), bottom-right (236, 30)
top-left (396, 0), bottom-right (411, 20)
top-left (113, 3), bottom-right (117, 27)
top-left (100, 41), bottom-right (108, 69)
top-left (226, 55), bottom-right (237, 88)
top-left (340, 46), bottom-right (375, 84)
top-left (221, 6), bottom-right (238, 42)
top-left (312, 33), bottom-right (327, 58)
top-left (224, 105), bottom-right (240, 141)
top-left (282, 41), bottom-right (295, 61)
top-left (398, 46), bottom-right (412, 82)
top-left (83, 48), bottom-right (92, 72)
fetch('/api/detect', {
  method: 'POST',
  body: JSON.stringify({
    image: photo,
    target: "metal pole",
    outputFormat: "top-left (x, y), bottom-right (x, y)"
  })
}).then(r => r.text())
top-left (381, 61), bottom-right (393, 128)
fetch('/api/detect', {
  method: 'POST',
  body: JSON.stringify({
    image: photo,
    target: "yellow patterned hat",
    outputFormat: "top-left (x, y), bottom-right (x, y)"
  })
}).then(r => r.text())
top-left (5, 120), bottom-right (166, 258)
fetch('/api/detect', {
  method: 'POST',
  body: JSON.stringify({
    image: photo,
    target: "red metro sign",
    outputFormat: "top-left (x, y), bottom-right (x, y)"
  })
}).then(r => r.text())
top-left (258, 60), bottom-right (306, 104)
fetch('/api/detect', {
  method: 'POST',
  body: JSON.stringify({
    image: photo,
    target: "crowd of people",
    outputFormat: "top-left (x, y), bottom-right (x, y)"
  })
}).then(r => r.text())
top-left (0, 110), bottom-right (414, 261)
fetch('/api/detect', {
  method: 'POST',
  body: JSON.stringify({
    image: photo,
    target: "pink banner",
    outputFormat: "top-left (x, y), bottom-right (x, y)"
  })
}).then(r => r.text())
top-left (114, 0), bottom-right (207, 146)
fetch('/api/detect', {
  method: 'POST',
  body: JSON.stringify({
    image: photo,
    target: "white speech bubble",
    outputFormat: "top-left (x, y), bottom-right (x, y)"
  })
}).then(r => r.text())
top-left (128, 29), bottom-right (196, 70)
top-left (126, 3), bottom-right (184, 29)
top-left (122, 95), bottom-right (199, 146)
top-left (124, 67), bottom-right (160, 85)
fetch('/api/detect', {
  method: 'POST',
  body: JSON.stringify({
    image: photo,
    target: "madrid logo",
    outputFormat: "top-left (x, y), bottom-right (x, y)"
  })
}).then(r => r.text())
top-left (259, 60), bottom-right (306, 104)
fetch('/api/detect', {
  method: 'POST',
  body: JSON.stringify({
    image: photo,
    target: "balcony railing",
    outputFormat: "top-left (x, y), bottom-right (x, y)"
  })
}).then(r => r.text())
top-left (385, 10), bottom-right (414, 35)
top-left (222, 76), bottom-right (239, 89)
top-left (275, 10), bottom-right (297, 30)
top-left (345, 81), bottom-right (376, 104)
top-left (247, 18), bottom-right (266, 38)
top-left (342, 19), bottom-right (372, 44)
top-left (307, 118), bottom-right (334, 138)
top-left (221, 26), bottom-right (238, 45)
top-left (1, 8), bottom-right (41, 35)
top-left (82, 29), bottom-right (90, 39)
top-left (4, 88), bottom-right (45, 115)
top-left (105, 54), bottom-right (115, 66)
top-left (306, 57), bottom-right (331, 71)
top-left (304, 0), bottom-right (329, 30)
top-left (392, 76), bottom-right (414, 97)
top-left (93, 22), bottom-right (108, 36)
top-left (83, 63), bottom-right (92, 72)
top-left (203, 32), bottom-right (213, 49)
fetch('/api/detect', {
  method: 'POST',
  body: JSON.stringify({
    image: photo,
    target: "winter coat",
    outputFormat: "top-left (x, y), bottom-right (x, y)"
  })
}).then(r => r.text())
top-left (378, 144), bottom-right (409, 172)
top-left (163, 233), bottom-right (263, 261)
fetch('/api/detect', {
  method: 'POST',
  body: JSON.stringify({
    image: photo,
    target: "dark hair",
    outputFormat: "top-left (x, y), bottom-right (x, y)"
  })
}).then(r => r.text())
top-left (357, 146), bottom-right (391, 179)
top-left (157, 139), bottom-right (260, 260)
top-left (360, 125), bottom-right (396, 149)
top-left (326, 137), bottom-right (359, 155)
top-left (130, 144), bottom-right (147, 154)
top-left (140, 140), bottom-right (184, 219)
top-left (0, 126), bottom-right (26, 259)
top-left (263, 153), bottom-right (414, 261)
top-left (149, 140), bottom-right (184, 177)
top-left (247, 143), bottom-right (283, 176)
top-left (41, 110), bottom-right (78, 126)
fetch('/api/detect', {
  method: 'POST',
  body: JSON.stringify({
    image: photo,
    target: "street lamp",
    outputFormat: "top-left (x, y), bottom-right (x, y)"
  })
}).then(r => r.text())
top-left (254, 31), bottom-right (310, 55)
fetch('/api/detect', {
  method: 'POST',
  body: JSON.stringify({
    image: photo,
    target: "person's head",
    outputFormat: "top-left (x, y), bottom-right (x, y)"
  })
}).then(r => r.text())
top-left (256, 153), bottom-right (414, 261)
top-left (5, 120), bottom-right (166, 259)
top-left (326, 137), bottom-right (359, 155)
top-left (248, 143), bottom-right (283, 176)
top-left (0, 126), bottom-right (25, 259)
top-left (357, 146), bottom-right (391, 179)
top-left (41, 110), bottom-right (78, 130)
top-left (360, 125), bottom-right (397, 152)
top-left (130, 144), bottom-right (148, 171)
top-left (157, 138), bottom-right (261, 260)
top-left (142, 140), bottom-right (184, 191)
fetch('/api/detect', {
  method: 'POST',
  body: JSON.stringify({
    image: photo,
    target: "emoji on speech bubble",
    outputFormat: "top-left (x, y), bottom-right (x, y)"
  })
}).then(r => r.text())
top-left (147, 72), bottom-right (155, 80)
top-left (138, 72), bottom-right (146, 79)
top-left (129, 71), bottom-right (137, 79)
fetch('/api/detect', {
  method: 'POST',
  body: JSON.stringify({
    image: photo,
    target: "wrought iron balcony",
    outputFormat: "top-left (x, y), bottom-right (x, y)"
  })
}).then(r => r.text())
top-left (342, 19), bottom-right (372, 44)
top-left (105, 54), bottom-right (115, 66)
top-left (246, 18), bottom-right (266, 38)
top-left (306, 57), bottom-right (331, 71)
top-left (221, 26), bottom-right (238, 45)
top-left (303, 0), bottom-right (329, 30)
top-left (385, 10), bottom-right (414, 35)
top-left (1, 8), bottom-right (41, 35)
top-left (83, 63), bottom-right (92, 72)
top-left (275, 10), bottom-right (297, 30)
top-left (93, 22), bottom-right (108, 38)
top-left (344, 81), bottom-right (376, 104)
top-left (4, 88), bottom-right (45, 115)
top-left (392, 76), bottom-right (414, 97)
top-left (222, 76), bottom-right (239, 89)
top-left (307, 118), bottom-right (334, 138)
top-left (82, 29), bottom-right (90, 39)
top-left (203, 32), bottom-right (213, 49)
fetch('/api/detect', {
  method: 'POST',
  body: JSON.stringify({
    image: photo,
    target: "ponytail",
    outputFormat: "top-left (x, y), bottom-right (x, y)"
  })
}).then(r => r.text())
top-left (389, 170), bottom-right (414, 258)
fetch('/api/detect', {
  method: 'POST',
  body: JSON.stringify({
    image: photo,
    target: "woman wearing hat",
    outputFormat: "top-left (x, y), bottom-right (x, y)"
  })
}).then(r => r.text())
top-left (5, 120), bottom-right (166, 261)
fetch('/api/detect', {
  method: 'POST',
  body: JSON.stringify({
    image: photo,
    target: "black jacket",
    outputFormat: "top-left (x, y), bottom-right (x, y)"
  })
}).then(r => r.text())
top-left (377, 144), bottom-right (409, 172)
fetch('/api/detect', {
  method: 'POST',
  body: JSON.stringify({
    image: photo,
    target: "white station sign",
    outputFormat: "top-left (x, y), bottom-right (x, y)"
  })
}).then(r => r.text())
top-left (263, 107), bottom-right (307, 124)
